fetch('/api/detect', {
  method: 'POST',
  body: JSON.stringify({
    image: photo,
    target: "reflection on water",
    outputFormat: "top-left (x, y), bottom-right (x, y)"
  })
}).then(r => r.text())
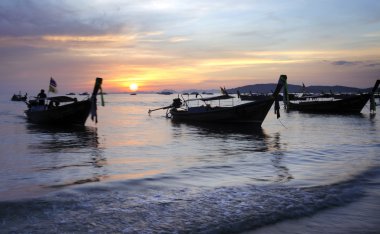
top-left (27, 124), bottom-right (106, 169)
top-left (171, 121), bottom-right (268, 146)
top-left (1, 95), bottom-right (379, 233)
top-left (370, 112), bottom-right (376, 120)
top-left (171, 120), bottom-right (266, 135)
top-left (4, 95), bottom-right (375, 200)
top-left (26, 124), bottom-right (100, 152)
top-left (171, 121), bottom-right (285, 152)
top-left (270, 132), bottom-right (293, 182)
top-left (294, 112), bottom-right (367, 118)
top-left (170, 121), bottom-right (293, 184)
top-left (0, 124), bottom-right (108, 197)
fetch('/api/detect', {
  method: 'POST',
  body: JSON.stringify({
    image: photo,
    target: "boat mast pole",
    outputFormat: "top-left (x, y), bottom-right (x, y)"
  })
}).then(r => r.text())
top-left (370, 80), bottom-right (380, 113)
top-left (371, 80), bottom-right (380, 93)
top-left (272, 75), bottom-right (287, 98)
top-left (91, 77), bottom-right (103, 98)
top-left (272, 75), bottom-right (287, 119)
top-left (90, 77), bottom-right (103, 123)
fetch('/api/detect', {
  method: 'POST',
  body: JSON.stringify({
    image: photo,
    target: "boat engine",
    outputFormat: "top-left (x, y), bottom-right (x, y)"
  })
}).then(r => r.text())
top-left (172, 98), bottom-right (182, 108)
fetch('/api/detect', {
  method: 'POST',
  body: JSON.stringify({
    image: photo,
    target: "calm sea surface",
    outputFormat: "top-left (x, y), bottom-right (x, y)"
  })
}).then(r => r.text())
top-left (0, 93), bottom-right (379, 233)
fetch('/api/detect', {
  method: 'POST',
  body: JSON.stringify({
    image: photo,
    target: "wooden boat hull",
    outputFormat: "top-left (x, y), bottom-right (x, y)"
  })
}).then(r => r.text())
top-left (25, 100), bottom-right (91, 125)
top-left (287, 94), bottom-right (370, 114)
top-left (170, 97), bottom-right (275, 126)
top-left (239, 94), bottom-right (269, 101)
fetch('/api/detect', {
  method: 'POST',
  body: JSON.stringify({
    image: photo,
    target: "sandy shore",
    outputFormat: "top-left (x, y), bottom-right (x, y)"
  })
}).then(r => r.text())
top-left (245, 189), bottom-right (380, 234)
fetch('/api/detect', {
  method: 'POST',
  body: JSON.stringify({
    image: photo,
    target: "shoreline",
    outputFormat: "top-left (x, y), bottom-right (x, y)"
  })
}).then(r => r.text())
top-left (246, 189), bottom-right (380, 234)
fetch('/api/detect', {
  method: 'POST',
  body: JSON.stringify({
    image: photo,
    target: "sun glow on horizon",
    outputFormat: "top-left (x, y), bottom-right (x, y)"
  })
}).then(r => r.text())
top-left (129, 83), bottom-right (139, 92)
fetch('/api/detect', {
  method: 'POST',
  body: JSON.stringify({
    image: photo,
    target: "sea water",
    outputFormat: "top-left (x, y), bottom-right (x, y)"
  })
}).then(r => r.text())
top-left (0, 94), bottom-right (379, 233)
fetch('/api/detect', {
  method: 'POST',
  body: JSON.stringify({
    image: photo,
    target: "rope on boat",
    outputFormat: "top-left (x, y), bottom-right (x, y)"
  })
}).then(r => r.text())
top-left (165, 108), bottom-right (172, 118)
top-left (277, 118), bottom-right (288, 129)
top-left (370, 93), bottom-right (376, 113)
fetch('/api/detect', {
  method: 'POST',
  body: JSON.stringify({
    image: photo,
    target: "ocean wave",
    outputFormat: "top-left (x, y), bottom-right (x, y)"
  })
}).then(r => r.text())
top-left (1, 166), bottom-right (377, 233)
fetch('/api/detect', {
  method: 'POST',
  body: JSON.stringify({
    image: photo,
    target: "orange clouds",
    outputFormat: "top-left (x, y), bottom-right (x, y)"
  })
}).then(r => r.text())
top-left (1, 0), bottom-right (379, 93)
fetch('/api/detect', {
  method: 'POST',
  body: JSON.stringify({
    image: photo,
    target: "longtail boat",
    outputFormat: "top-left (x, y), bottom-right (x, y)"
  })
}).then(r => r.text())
top-left (25, 78), bottom-right (103, 125)
top-left (11, 93), bottom-right (27, 101)
top-left (149, 75), bottom-right (287, 127)
top-left (237, 91), bottom-right (269, 101)
top-left (286, 80), bottom-right (379, 114)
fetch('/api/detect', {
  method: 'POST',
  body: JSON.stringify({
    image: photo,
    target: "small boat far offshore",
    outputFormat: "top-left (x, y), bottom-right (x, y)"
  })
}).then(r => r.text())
top-left (24, 78), bottom-right (104, 125)
top-left (149, 75), bottom-right (287, 127)
top-left (11, 93), bottom-right (27, 101)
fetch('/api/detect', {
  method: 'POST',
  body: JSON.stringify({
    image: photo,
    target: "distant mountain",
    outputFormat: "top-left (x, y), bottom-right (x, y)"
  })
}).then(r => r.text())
top-left (181, 89), bottom-right (219, 94)
top-left (111, 83), bottom-right (375, 95)
top-left (227, 83), bottom-right (373, 94)
top-left (158, 89), bottom-right (177, 93)
top-left (305, 85), bottom-right (369, 93)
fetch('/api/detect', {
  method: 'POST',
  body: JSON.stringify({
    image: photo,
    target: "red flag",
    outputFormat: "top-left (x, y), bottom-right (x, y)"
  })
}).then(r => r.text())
top-left (49, 77), bottom-right (57, 93)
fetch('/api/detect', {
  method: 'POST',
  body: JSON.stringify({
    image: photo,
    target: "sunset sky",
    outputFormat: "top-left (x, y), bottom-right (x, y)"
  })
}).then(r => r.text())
top-left (1, 0), bottom-right (379, 93)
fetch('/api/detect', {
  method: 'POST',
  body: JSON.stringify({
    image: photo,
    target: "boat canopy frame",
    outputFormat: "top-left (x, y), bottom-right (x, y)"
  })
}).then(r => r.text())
top-left (182, 94), bottom-right (236, 109)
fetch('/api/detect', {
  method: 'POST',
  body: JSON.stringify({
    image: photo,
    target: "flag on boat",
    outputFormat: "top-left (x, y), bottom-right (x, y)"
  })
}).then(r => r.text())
top-left (220, 86), bottom-right (228, 95)
top-left (49, 77), bottom-right (57, 93)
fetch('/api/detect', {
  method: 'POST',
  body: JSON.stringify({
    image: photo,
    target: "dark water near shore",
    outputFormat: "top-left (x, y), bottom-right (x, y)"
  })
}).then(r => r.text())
top-left (0, 94), bottom-right (379, 233)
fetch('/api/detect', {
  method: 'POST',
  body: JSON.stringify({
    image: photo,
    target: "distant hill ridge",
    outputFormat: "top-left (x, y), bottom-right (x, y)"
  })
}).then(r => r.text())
top-left (154, 83), bottom-right (376, 94)
top-left (227, 83), bottom-right (374, 94)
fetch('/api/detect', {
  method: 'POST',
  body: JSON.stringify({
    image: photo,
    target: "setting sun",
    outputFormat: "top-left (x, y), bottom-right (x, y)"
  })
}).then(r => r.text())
top-left (129, 83), bottom-right (139, 92)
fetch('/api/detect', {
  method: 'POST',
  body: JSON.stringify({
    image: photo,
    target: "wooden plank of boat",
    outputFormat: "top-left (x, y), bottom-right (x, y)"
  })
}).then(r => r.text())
top-left (185, 94), bottom-right (234, 102)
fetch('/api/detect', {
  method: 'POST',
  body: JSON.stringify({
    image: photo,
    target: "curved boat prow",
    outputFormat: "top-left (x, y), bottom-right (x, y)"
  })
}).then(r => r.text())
top-left (370, 79), bottom-right (379, 113)
top-left (371, 80), bottom-right (380, 93)
top-left (272, 75), bottom-right (287, 98)
top-left (90, 77), bottom-right (104, 123)
top-left (272, 75), bottom-right (287, 118)
top-left (91, 77), bottom-right (103, 98)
